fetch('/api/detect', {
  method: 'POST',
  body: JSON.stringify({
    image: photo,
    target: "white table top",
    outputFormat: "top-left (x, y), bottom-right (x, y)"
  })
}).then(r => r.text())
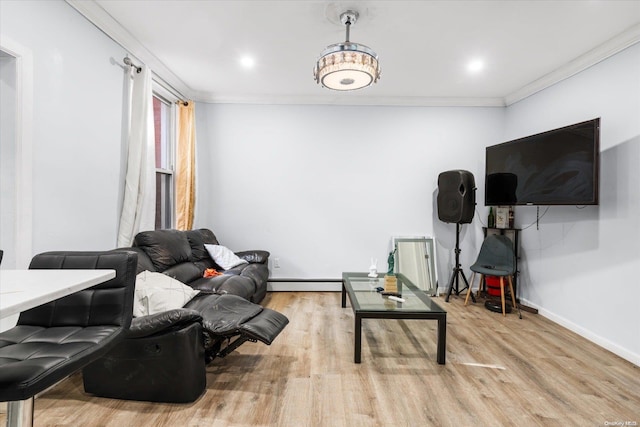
top-left (0, 269), bottom-right (116, 319)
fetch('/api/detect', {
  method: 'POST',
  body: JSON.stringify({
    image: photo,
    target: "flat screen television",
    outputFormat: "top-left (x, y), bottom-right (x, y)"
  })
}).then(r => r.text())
top-left (485, 118), bottom-right (600, 206)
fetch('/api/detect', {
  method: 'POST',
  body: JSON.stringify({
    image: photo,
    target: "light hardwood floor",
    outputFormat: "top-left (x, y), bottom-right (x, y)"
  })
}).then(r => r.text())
top-left (2, 292), bottom-right (638, 426)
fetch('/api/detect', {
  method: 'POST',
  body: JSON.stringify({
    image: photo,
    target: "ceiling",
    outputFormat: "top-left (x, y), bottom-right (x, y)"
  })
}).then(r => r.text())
top-left (68, 0), bottom-right (640, 106)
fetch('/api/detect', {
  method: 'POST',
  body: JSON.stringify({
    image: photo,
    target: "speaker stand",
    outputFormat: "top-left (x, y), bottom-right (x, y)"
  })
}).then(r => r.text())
top-left (445, 223), bottom-right (476, 303)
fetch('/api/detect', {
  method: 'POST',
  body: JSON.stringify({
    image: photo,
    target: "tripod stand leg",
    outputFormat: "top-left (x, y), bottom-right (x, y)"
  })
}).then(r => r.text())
top-left (445, 223), bottom-right (475, 303)
top-left (459, 269), bottom-right (476, 303)
top-left (444, 268), bottom-right (457, 302)
top-left (445, 267), bottom-right (476, 303)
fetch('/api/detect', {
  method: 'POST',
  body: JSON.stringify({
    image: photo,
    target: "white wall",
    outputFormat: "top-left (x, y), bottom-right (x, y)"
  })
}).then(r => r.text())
top-left (504, 43), bottom-right (640, 365)
top-left (195, 104), bottom-right (504, 287)
top-left (0, 0), bottom-right (128, 258)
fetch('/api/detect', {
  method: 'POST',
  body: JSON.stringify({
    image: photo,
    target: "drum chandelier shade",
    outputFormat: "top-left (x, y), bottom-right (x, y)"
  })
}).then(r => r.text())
top-left (313, 11), bottom-right (381, 91)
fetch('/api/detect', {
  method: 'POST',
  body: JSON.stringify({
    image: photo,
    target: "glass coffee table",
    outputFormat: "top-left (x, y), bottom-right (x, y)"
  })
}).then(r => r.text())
top-left (341, 272), bottom-right (447, 364)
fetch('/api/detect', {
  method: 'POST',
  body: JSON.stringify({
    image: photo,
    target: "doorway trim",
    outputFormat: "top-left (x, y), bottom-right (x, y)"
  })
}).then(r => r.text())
top-left (1, 36), bottom-right (33, 268)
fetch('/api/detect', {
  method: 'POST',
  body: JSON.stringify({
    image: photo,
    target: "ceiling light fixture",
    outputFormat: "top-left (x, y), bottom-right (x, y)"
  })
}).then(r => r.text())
top-left (313, 10), bottom-right (381, 91)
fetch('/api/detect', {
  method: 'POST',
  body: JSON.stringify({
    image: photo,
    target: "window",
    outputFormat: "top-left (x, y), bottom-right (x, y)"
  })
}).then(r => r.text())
top-left (152, 93), bottom-right (175, 229)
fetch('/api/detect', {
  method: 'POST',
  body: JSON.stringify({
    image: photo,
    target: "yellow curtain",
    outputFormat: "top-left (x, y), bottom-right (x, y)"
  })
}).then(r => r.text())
top-left (175, 101), bottom-right (196, 230)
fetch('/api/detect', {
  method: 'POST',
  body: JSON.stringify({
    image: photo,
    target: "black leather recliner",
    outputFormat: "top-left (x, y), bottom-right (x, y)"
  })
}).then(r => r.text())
top-left (82, 228), bottom-right (289, 403)
top-left (82, 292), bottom-right (289, 403)
top-left (0, 251), bottom-right (137, 426)
top-left (83, 311), bottom-right (207, 403)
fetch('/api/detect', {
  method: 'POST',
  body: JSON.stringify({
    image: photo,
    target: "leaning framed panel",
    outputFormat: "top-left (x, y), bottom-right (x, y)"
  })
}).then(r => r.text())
top-left (393, 237), bottom-right (438, 295)
top-left (341, 272), bottom-right (447, 364)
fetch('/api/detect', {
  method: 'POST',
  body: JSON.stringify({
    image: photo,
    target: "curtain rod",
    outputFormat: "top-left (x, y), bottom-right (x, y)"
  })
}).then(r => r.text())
top-left (123, 56), bottom-right (190, 103)
top-left (152, 72), bottom-right (189, 103)
top-left (123, 56), bottom-right (141, 74)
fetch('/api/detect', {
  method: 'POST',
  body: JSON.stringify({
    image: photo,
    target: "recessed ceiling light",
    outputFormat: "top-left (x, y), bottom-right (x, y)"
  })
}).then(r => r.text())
top-left (467, 59), bottom-right (485, 73)
top-left (240, 56), bottom-right (255, 69)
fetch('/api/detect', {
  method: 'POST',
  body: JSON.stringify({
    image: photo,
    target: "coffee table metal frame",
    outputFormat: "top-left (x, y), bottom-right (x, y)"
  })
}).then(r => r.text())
top-left (341, 272), bottom-right (447, 364)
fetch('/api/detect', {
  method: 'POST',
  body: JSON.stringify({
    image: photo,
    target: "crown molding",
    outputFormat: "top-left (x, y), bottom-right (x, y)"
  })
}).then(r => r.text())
top-left (65, 0), bottom-right (193, 100)
top-left (191, 92), bottom-right (506, 107)
top-left (505, 23), bottom-right (640, 106)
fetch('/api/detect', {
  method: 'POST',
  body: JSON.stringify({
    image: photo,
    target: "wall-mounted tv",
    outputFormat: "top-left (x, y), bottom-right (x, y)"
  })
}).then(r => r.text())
top-left (485, 118), bottom-right (600, 206)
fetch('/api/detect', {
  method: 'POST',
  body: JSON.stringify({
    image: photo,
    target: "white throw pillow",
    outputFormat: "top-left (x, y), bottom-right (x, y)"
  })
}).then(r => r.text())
top-left (204, 244), bottom-right (248, 270)
top-left (133, 271), bottom-right (200, 317)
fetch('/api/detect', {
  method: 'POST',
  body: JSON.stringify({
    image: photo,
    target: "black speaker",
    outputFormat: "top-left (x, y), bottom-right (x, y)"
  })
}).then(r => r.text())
top-left (437, 170), bottom-right (476, 223)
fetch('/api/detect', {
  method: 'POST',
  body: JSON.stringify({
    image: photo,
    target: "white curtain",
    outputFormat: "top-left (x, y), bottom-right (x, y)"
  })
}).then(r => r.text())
top-left (117, 65), bottom-right (155, 247)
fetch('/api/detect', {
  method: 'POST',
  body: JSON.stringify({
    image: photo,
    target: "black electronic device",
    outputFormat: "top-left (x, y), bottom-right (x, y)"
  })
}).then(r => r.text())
top-left (485, 118), bottom-right (600, 206)
top-left (437, 170), bottom-right (476, 223)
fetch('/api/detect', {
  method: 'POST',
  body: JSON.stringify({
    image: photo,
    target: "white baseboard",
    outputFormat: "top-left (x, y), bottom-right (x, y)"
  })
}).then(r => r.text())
top-left (267, 281), bottom-right (342, 292)
top-left (520, 298), bottom-right (639, 367)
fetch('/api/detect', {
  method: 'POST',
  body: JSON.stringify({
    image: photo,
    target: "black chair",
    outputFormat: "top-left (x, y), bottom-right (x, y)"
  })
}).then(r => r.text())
top-left (0, 251), bottom-right (137, 426)
top-left (464, 234), bottom-right (520, 317)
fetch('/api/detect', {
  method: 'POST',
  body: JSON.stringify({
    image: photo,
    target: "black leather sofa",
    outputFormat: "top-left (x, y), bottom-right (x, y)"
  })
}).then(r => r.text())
top-left (82, 228), bottom-right (289, 403)
top-left (129, 228), bottom-right (270, 303)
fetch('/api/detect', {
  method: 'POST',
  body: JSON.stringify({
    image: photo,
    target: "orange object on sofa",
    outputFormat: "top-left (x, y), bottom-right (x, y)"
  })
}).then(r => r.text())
top-left (203, 268), bottom-right (222, 278)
